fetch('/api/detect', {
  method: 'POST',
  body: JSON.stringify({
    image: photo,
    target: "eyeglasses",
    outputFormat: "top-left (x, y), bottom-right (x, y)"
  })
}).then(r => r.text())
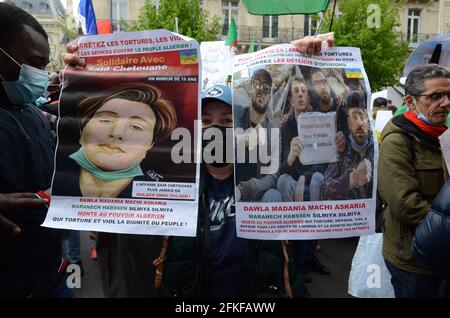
top-left (251, 79), bottom-right (271, 94)
top-left (413, 91), bottom-right (450, 104)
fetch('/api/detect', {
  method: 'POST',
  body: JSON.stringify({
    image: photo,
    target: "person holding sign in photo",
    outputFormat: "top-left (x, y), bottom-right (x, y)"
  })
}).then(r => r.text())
top-left (277, 76), bottom-right (326, 203)
top-left (276, 77), bottom-right (334, 283)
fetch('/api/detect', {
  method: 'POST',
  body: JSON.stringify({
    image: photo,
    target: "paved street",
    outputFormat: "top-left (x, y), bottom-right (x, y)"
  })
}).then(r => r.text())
top-left (74, 232), bottom-right (358, 298)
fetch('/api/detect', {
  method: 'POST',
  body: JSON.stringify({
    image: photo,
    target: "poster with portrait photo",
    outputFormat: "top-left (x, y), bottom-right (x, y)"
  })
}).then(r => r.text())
top-left (232, 45), bottom-right (378, 240)
top-left (43, 30), bottom-right (201, 236)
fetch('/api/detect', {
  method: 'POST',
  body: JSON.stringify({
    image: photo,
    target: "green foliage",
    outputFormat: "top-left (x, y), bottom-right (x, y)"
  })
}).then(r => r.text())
top-left (57, 14), bottom-right (80, 42)
top-left (323, 0), bottom-right (409, 91)
top-left (130, 0), bottom-right (221, 42)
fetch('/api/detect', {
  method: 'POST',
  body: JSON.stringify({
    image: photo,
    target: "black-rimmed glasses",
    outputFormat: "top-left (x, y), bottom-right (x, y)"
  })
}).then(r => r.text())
top-left (413, 91), bottom-right (450, 104)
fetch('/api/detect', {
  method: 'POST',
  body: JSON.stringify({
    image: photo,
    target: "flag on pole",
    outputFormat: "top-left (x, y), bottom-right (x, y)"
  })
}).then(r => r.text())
top-left (225, 18), bottom-right (238, 52)
top-left (78, 0), bottom-right (98, 35)
top-left (248, 37), bottom-right (255, 53)
top-left (97, 19), bottom-right (112, 34)
top-left (242, 0), bottom-right (330, 15)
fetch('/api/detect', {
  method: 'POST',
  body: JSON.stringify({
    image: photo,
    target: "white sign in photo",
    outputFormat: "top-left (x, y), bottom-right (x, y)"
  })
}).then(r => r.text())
top-left (297, 112), bottom-right (338, 165)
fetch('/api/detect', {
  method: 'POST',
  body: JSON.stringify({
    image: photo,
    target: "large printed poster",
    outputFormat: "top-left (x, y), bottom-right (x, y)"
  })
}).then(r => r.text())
top-left (233, 45), bottom-right (378, 239)
top-left (43, 30), bottom-right (201, 236)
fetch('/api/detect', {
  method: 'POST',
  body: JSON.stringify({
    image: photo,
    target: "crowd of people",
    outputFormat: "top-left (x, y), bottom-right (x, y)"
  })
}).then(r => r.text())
top-left (1, 2), bottom-right (450, 298)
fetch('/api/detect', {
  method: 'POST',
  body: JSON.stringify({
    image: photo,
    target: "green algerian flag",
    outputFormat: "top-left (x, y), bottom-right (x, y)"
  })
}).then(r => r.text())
top-left (248, 37), bottom-right (255, 53)
top-left (225, 18), bottom-right (238, 51)
top-left (242, 0), bottom-right (330, 15)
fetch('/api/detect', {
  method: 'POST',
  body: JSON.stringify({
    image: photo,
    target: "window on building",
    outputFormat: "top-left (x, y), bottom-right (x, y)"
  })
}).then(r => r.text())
top-left (112, 0), bottom-right (128, 32)
top-left (222, 0), bottom-right (239, 37)
top-left (263, 15), bottom-right (278, 40)
top-left (40, 2), bottom-right (49, 13)
top-left (407, 8), bottom-right (421, 44)
top-left (306, 13), bottom-right (322, 36)
top-left (22, 1), bottom-right (32, 11)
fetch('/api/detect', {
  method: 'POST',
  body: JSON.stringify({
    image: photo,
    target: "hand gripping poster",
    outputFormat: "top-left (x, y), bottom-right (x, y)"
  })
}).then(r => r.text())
top-left (43, 30), bottom-right (201, 236)
top-left (233, 45), bottom-right (378, 239)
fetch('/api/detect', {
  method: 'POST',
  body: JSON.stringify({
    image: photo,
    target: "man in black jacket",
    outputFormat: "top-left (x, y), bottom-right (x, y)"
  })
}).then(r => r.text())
top-left (0, 3), bottom-right (68, 298)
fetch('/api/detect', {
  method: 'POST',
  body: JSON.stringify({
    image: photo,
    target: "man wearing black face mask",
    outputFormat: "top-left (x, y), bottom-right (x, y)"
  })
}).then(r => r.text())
top-left (161, 84), bottom-right (248, 297)
top-left (160, 84), bottom-right (308, 298)
top-left (0, 3), bottom-right (69, 298)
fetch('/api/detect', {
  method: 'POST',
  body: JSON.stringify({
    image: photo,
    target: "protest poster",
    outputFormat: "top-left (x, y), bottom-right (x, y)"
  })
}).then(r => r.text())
top-left (200, 41), bottom-right (233, 91)
top-left (439, 129), bottom-right (450, 175)
top-left (43, 29), bottom-right (201, 236)
top-left (233, 45), bottom-right (377, 239)
top-left (374, 110), bottom-right (393, 133)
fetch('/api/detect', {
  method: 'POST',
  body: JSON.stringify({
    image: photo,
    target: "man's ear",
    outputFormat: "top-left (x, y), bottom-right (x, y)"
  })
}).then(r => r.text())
top-left (404, 95), bottom-right (415, 110)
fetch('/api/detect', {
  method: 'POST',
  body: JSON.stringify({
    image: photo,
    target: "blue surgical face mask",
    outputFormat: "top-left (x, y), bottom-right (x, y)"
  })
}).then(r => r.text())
top-left (418, 113), bottom-right (436, 125)
top-left (415, 106), bottom-right (437, 126)
top-left (34, 96), bottom-right (49, 107)
top-left (69, 147), bottom-right (144, 181)
top-left (0, 47), bottom-right (49, 107)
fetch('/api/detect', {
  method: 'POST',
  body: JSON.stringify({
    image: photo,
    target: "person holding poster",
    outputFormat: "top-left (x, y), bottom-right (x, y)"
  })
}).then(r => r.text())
top-left (321, 94), bottom-right (374, 200)
top-left (54, 29), bottom-right (200, 298)
top-left (62, 35), bottom-right (328, 298)
top-left (0, 3), bottom-right (71, 298)
top-left (160, 84), bottom-right (307, 298)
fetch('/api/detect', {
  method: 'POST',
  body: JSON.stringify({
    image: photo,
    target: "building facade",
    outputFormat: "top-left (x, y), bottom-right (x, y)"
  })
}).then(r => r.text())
top-left (1, 0), bottom-right (67, 71)
top-left (68, 0), bottom-right (450, 50)
top-left (399, 0), bottom-right (450, 47)
top-left (4, 0), bottom-right (450, 71)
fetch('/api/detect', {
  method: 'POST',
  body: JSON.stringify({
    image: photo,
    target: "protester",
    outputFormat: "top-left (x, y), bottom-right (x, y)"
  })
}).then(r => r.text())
top-left (0, 2), bottom-right (71, 298)
top-left (51, 83), bottom-right (176, 297)
top-left (0, 193), bottom-right (49, 235)
top-left (386, 99), bottom-right (397, 113)
top-left (372, 97), bottom-right (388, 120)
top-left (379, 64), bottom-right (450, 298)
top-left (62, 35), bottom-right (332, 298)
top-left (412, 178), bottom-right (450, 277)
top-left (159, 84), bottom-right (307, 297)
